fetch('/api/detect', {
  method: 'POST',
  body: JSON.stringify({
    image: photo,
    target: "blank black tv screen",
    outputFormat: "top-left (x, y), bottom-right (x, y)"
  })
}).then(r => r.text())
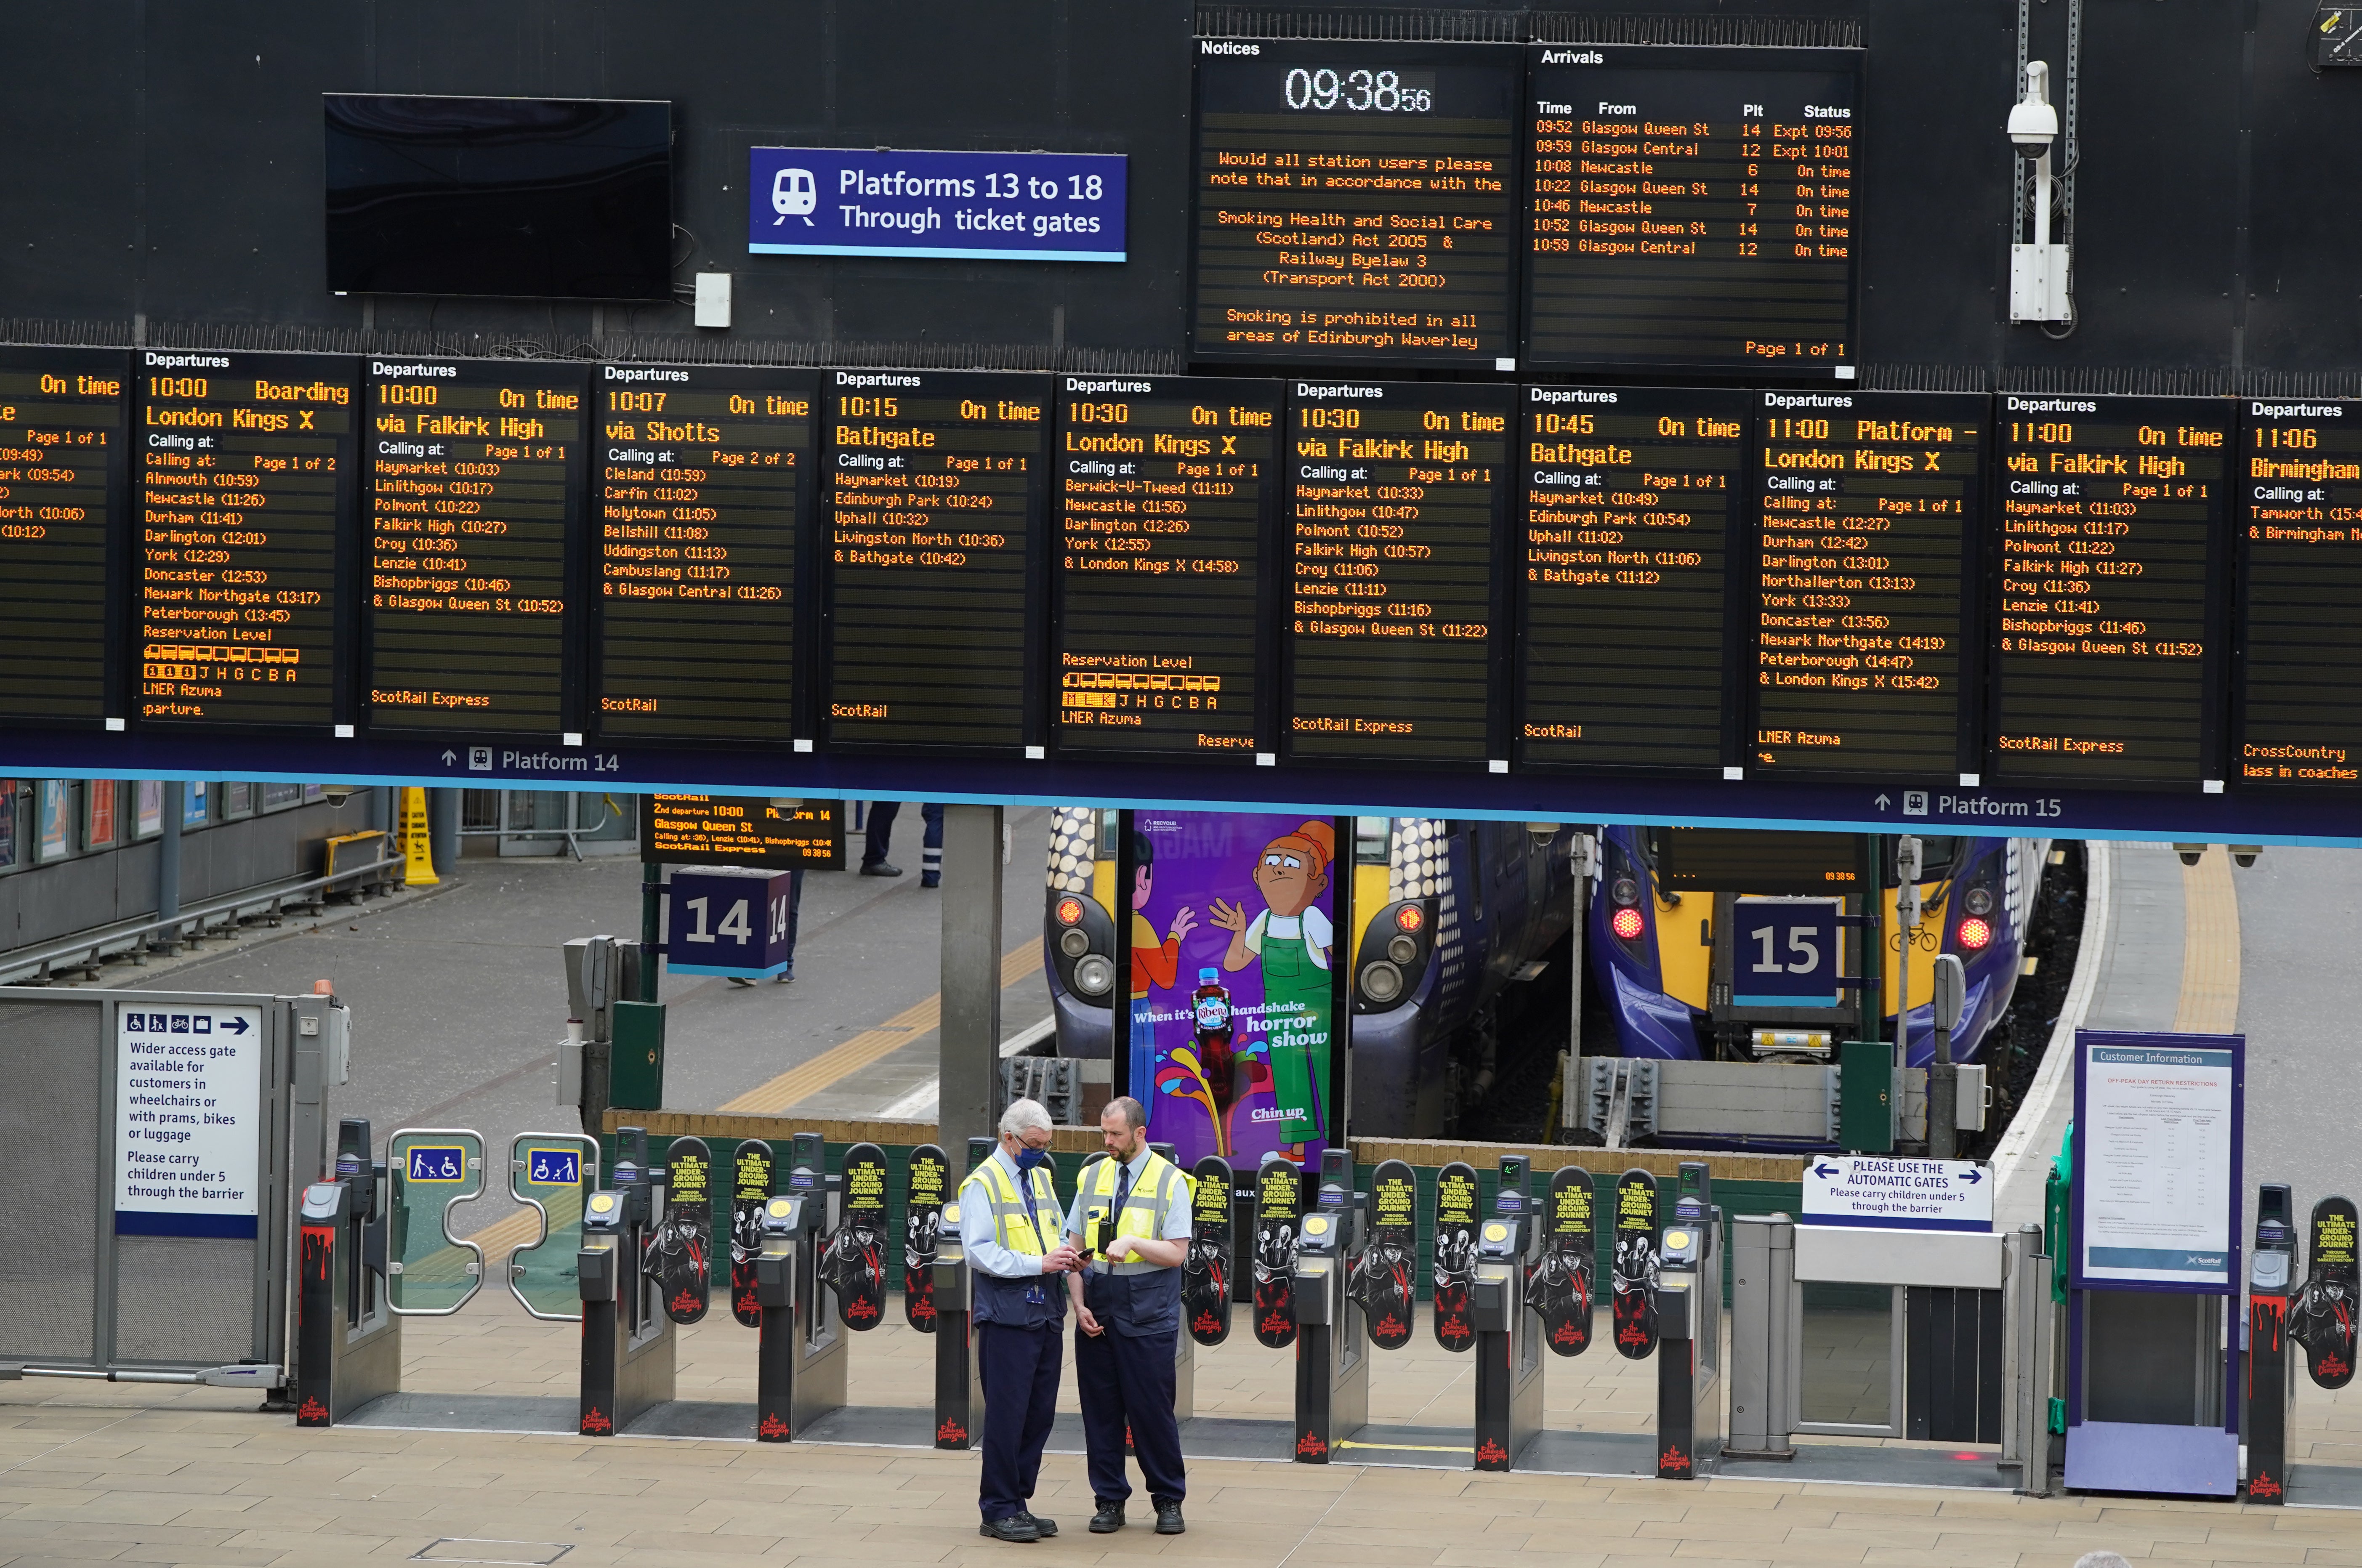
top-left (325, 94), bottom-right (672, 301)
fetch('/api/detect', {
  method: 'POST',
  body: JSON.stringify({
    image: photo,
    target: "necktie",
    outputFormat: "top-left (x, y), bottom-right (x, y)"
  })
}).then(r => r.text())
top-left (1114, 1161), bottom-right (1133, 1217)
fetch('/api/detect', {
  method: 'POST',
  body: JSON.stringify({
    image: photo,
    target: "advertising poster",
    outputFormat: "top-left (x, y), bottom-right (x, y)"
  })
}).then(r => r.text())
top-left (1129, 811), bottom-right (1338, 1167)
top-left (114, 1003), bottom-right (264, 1238)
top-left (2074, 1032), bottom-right (2241, 1288)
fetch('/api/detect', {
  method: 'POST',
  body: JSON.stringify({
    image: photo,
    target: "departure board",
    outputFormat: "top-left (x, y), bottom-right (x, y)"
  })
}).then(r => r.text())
top-left (1285, 380), bottom-right (1511, 764)
top-left (1056, 375), bottom-right (1279, 758)
top-left (596, 364), bottom-right (812, 744)
top-left (1992, 395), bottom-right (2229, 785)
top-left (2237, 399), bottom-right (2362, 787)
top-left (136, 352), bottom-right (354, 730)
top-left (1517, 384), bottom-right (1745, 771)
top-left (0, 347), bottom-right (124, 726)
top-left (643, 794), bottom-right (843, 868)
top-left (1751, 391), bottom-right (1984, 776)
top-left (1524, 45), bottom-right (1860, 372)
top-left (825, 370), bottom-right (1048, 751)
top-left (366, 359), bottom-right (583, 736)
top-left (1191, 39), bottom-right (1521, 367)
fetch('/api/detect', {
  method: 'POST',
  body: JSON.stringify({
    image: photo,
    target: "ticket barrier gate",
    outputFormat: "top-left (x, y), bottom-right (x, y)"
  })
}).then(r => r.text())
top-left (1654, 1163), bottom-right (1721, 1479)
top-left (1472, 1155), bottom-right (1545, 1472)
top-left (753, 1131), bottom-right (847, 1440)
top-left (577, 1127), bottom-right (676, 1435)
top-left (2245, 1185), bottom-right (2298, 1502)
top-left (294, 1118), bottom-right (400, 1426)
top-left (1291, 1148), bottom-right (1369, 1463)
top-left (933, 1137), bottom-right (995, 1448)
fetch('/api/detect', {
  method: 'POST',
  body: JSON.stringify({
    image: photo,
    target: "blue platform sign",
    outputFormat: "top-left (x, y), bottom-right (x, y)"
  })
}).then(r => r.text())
top-left (665, 866), bottom-right (798, 979)
top-left (1731, 897), bottom-right (1841, 1008)
top-left (747, 146), bottom-right (1127, 262)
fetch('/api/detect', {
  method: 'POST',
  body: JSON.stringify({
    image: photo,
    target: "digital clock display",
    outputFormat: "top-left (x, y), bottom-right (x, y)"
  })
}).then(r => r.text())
top-left (824, 370), bottom-right (1049, 752)
top-left (1191, 38), bottom-right (1522, 367)
top-left (1750, 391), bottom-right (1984, 777)
top-left (365, 359), bottom-right (585, 736)
top-left (595, 364), bottom-right (814, 744)
top-left (0, 347), bottom-right (124, 727)
top-left (1523, 45), bottom-right (1861, 372)
top-left (1517, 385), bottom-right (1746, 771)
top-left (2235, 399), bottom-right (2362, 787)
top-left (1285, 380), bottom-right (1512, 765)
top-left (137, 352), bottom-right (356, 731)
top-left (1055, 375), bottom-right (1281, 758)
top-left (1991, 394), bottom-right (2229, 786)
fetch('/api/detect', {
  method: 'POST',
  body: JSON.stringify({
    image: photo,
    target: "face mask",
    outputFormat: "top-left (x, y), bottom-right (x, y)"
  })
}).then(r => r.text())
top-left (1015, 1146), bottom-right (1052, 1175)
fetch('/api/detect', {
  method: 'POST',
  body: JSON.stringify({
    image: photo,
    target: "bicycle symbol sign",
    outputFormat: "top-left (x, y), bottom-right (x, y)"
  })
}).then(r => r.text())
top-left (407, 1145), bottom-right (467, 1183)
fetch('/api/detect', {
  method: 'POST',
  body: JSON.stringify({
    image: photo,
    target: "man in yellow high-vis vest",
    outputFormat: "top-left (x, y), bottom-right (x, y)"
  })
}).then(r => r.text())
top-left (959, 1098), bottom-right (1079, 1543)
top-left (1063, 1096), bottom-right (1191, 1536)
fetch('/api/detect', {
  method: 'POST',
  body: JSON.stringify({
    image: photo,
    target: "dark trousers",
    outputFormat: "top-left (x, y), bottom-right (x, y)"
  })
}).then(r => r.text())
top-left (862, 801), bottom-right (944, 873)
top-left (976, 1321), bottom-right (1062, 1521)
top-left (1075, 1325), bottom-right (1186, 1507)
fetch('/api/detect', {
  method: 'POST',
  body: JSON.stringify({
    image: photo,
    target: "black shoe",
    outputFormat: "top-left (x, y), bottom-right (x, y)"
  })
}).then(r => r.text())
top-left (1021, 1513), bottom-right (1057, 1537)
top-left (1154, 1503), bottom-right (1185, 1536)
top-left (726, 976), bottom-right (755, 988)
top-left (979, 1516), bottom-right (1040, 1543)
top-left (921, 874), bottom-right (941, 888)
top-left (861, 861), bottom-right (902, 877)
top-left (1089, 1502), bottom-right (1125, 1533)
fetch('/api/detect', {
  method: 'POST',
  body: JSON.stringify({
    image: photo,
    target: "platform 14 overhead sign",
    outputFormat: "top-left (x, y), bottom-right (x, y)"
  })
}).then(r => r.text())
top-left (1803, 1156), bottom-right (1994, 1232)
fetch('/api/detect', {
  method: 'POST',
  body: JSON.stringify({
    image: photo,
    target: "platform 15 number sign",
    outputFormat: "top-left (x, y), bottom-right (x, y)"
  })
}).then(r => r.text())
top-left (1732, 898), bottom-right (1840, 1008)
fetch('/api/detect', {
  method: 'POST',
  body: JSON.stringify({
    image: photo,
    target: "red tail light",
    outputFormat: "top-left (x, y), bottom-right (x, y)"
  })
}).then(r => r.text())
top-left (1056, 896), bottom-right (1084, 926)
top-left (1394, 904), bottom-right (1424, 933)
top-left (1611, 906), bottom-right (1646, 942)
top-left (1957, 915), bottom-right (1992, 951)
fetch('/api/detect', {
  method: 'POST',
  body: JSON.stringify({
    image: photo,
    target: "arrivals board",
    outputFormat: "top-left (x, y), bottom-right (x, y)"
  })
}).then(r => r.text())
top-left (595, 364), bottom-right (813, 745)
top-left (1524, 45), bottom-right (1860, 373)
top-left (1992, 395), bottom-right (2229, 786)
top-left (1517, 383), bottom-right (1745, 771)
top-left (2237, 399), bottom-right (2362, 787)
top-left (1750, 390), bottom-right (1984, 777)
top-left (1191, 39), bottom-right (1522, 368)
top-left (136, 352), bottom-right (354, 731)
top-left (365, 359), bottom-right (585, 736)
top-left (824, 370), bottom-right (1048, 752)
top-left (1285, 380), bottom-right (1512, 765)
top-left (1055, 375), bottom-right (1280, 758)
top-left (0, 347), bottom-right (124, 726)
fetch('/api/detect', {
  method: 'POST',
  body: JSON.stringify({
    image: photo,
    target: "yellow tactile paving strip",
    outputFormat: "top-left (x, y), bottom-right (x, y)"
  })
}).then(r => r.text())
top-left (2174, 844), bottom-right (2242, 1036)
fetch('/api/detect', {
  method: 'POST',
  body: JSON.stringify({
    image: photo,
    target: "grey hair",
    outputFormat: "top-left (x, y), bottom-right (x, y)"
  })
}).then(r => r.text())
top-left (999, 1098), bottom-right (1053, 1137)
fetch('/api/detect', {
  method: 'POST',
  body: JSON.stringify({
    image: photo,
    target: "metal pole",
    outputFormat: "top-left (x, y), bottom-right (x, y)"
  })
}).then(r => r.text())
top-left (155, 780), bottom-right (183, 953)
top-left (939, 803), bottom-right (1005, 1153)
top-left (1564, 829), bottom-right (1591, 1135)
top-left (427, 788), bottom-right (461, 879)
top-left (639, 858), bottom-right (662, 1003)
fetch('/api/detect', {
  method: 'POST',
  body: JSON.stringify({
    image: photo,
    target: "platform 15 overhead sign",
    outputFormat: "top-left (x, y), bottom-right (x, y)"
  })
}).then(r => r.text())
top-left (748, 146), bottom-right (1128, 262)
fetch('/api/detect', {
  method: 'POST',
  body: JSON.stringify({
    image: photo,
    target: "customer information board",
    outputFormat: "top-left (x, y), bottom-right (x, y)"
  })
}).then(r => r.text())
top-left (1055, 375), bottom-right (1280, 758)
top-left (137, 351), bottom-right (355, 731)
top-left (0, 346), bottom-right (123, 727)
top-left (596, 363), bottom-right (813, 745)
top-left (1190, 39), bottom-right (1522, 367)
top-left (365, 359), bottom-right (585, 736)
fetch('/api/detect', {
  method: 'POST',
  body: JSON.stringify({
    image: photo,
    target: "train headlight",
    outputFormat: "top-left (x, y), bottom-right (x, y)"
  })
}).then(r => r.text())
top-left (1610, 876), bottom-right (1641, 907)
top-left (1386, 933), bottom-right (1418, 965)
top-left (1610, 906), bottom-right (1646, 942)
top-left (1071, 952), bottom-right (1116, 997)
top-left (1359, 961), bottom-right (1405, 1004)
top-left (1056, 896), bottom-right (1085, 926)
top-left (1963, 886), bottom-right (1994, 916)
top-left (1057, 927), bottom-right (1091, 958)
top-left (1956, 915), bottom-right (1993, 951)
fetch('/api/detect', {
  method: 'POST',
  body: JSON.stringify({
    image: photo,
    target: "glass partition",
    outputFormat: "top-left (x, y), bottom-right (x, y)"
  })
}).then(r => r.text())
top-left (387, 1128), bottom-right (486, 1315)
top-left (1795, 1280), bottom-right (1904, 1436)
top-left (508, 1132), bottom-right (596, 1321)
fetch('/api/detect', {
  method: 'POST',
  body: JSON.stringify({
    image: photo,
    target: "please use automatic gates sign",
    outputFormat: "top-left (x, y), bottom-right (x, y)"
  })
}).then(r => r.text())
top-left (1803, 1155), bottom-right (1993, 1233)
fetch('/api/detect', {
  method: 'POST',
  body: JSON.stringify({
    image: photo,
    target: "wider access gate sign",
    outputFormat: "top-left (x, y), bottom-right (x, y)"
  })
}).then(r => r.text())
top-left (114, 1003), bottom-right (264, 1238)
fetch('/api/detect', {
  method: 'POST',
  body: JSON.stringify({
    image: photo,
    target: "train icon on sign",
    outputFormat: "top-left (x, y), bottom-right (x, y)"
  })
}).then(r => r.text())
top-left (771, 167), bottom-right (817, 226)
top-left (1903, 790), bottom-right (1929, 817)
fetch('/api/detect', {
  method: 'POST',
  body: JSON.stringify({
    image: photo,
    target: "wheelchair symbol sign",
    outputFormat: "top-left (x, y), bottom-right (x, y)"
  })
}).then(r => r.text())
top-left (524, 1148), bottom-right (581, 1187)
top-left (407, 1145), bottom-right (467, 1183)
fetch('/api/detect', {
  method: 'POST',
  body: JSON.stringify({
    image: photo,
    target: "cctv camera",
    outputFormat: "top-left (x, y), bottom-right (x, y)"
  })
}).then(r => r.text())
top-left (2008, 61), bottom-right (2059, 152)
top-left (321, 784), bottom-right (359, 807)
top-left (2230, 845), bottom-right (2262, 869)
top-left (2172, 843), bottom-right (2205, 867)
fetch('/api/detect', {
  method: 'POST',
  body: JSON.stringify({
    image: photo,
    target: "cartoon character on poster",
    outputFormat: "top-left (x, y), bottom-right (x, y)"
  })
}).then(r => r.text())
top-left (1210, 820), bottom-right (1333, 1147)
top-left (1128, 830), bottom-right (1197, 1100)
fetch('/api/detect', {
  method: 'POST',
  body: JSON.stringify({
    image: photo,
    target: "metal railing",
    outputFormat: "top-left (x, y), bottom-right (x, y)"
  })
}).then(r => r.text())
top-left (0, 849), bottom-right (405, 987)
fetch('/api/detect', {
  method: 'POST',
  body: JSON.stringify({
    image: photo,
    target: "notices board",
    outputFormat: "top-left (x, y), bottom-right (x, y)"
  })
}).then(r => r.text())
top-left (0, 346), bottom-right (125, 727)
top-left (1190, 38), bottom-right (1521, 367)
top-left (2073, 1031), bottom-right (2242, 1290)
top-left (1802, 1154), bottom-right (1994, 1232)
top-left (114, 1003), bottom-right (264, 1238)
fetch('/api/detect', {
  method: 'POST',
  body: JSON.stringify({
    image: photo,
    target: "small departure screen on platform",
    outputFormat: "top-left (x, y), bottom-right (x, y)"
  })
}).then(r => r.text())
top-left (643, 794), bottom-right (843, 869)
top-left (1285, 380), bottom-right (1511, 765)
top-left (596, 364), bottom-right (811, 744)
top-left (2237, 399), bottom-right (2362, 787)
top-left (1190, 38), bottom-right (1521, 368)
top-left (825, 370), bottom-right (1047, 752)
top-left (1991, 395), bottom-right (2227, 786)
top-left (366, 359), bottom-right (583, 735)
top-left (137, 352), bottom-right (354, 730)
top-left (1658, 824), bottom-right (1859, 893)
top-left (1523, 45), bottom-right (1860, 372)
top-left (1056, 375), bottom-right (1279, 758)
top-left (0, 347), bottom-right (122, 726)
top-left (1750, 391), bottom-right (1984, 777)
top-left (1517, 384), bottom-right (1746, 771)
